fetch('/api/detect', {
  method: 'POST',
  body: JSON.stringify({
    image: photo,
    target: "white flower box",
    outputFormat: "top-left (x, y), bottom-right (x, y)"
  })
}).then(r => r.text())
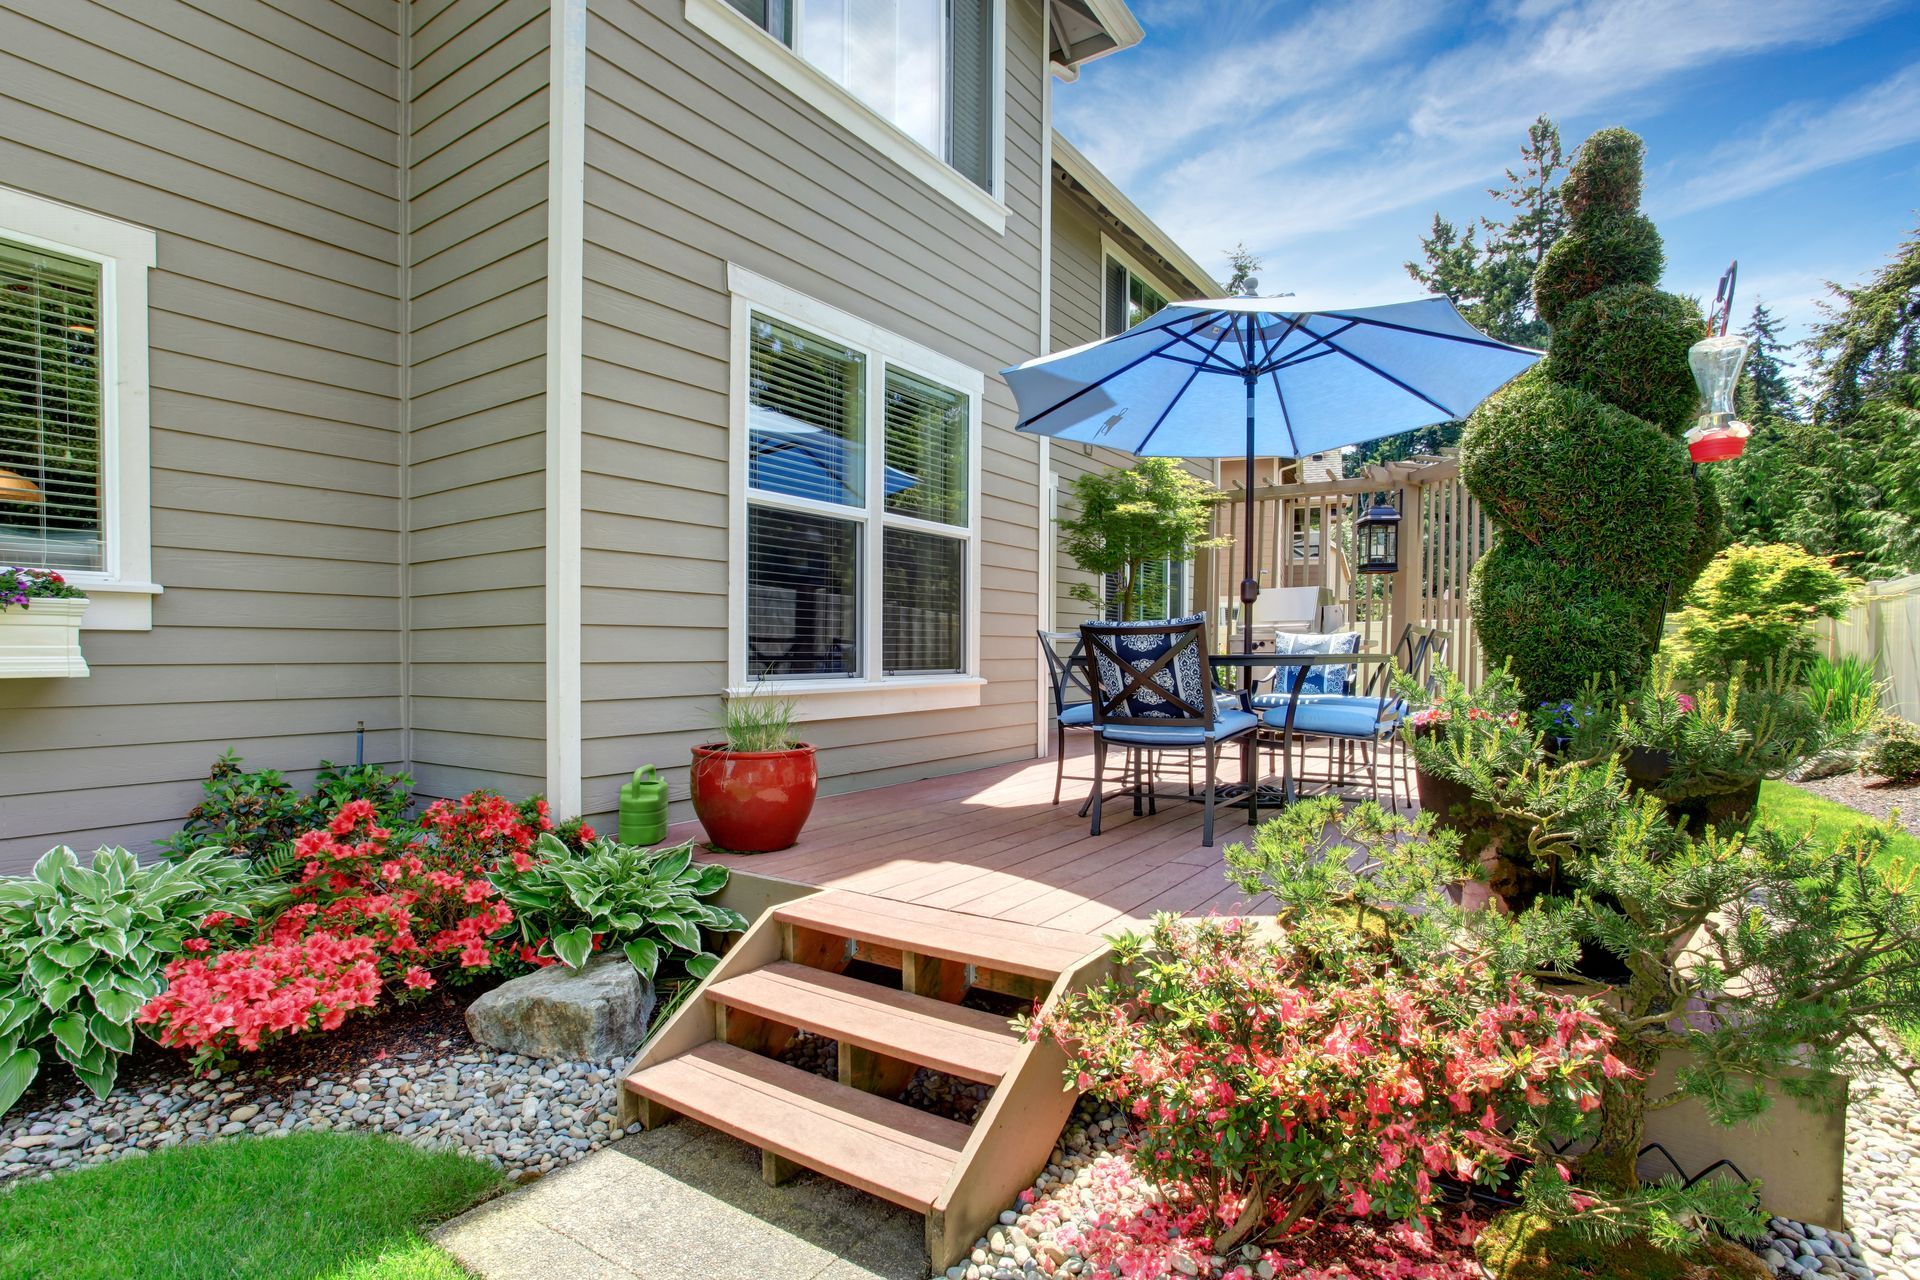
top-left (0, 597), bottom-right (90, 678)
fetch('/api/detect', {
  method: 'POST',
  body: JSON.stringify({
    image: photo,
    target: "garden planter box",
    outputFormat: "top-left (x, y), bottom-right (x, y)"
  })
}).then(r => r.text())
top-left (0, 598), bottom-right (89, 678)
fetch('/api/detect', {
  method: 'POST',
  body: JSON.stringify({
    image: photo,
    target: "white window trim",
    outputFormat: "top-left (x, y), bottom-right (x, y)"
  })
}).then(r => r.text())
top-left (686, 0), bottom-right (1010, 235)
top-left (726, 264), bottom-right (985, 721)
top-left (0, 186), bottom-right (160, 631)
top-left (1099, 232), bottom-right (1181, 338)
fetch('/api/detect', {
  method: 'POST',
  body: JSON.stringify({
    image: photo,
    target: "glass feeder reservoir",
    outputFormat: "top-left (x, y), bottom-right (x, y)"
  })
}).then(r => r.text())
top-left (1356, 502), bottom-right (1401, 574)
top-left (1686, 334), bottom-right (1754, 462)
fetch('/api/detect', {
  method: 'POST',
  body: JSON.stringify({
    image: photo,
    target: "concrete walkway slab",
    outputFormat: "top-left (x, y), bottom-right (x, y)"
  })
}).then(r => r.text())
top-left (434, 1124), bottom-right (931, 1280)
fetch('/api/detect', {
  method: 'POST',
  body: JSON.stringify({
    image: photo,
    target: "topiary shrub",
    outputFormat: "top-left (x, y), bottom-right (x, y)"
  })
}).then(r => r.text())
top-left (1545, 285), bottom-right (1707, 432)
top-left (1463, 127), bottom-right (1719, 702)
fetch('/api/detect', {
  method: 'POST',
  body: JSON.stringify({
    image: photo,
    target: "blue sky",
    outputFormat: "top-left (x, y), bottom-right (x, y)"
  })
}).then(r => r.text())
top-left (1054, 0), bottom-right (1920, 364)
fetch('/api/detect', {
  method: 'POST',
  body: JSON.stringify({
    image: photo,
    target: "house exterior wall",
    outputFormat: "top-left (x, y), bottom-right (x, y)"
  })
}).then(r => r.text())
top-left (0, 0), bottom-right (408, 873)
top-left (574, 0), bottom-right (1052, 830)
top-left (1045, 178), bottom-right (1212, 633)
top-left (402, 0), bottom-right (550, 801)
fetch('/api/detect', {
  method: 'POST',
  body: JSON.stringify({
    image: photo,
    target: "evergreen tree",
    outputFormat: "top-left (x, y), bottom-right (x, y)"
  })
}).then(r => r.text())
top-left (1809, 224), bottom-right (1920, 421)
top-left (1734, 302), bottom-right (1797, 422)
top-left (1222, 244), bottom-right (1262, 297)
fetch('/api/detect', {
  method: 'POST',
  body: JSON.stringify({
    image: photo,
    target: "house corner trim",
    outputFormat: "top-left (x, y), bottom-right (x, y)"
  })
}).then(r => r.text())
top-left (545, 0), bottom-right (587, 815)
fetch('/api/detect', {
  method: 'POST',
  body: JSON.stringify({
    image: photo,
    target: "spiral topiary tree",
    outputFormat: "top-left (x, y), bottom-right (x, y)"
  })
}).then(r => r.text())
top-left (1462, 129), bottom-right (1719, 701)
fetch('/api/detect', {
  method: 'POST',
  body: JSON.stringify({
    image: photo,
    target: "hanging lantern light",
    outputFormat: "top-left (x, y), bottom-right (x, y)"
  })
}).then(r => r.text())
top-left (1685, 333), bottom-right (1753, 463)
top-left (1356, 501), bottom-right (1401, 574)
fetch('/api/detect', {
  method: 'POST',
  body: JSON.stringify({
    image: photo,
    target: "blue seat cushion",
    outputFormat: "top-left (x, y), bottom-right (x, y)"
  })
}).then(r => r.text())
top-left (1262, 701), bottom-right (1397, 739)
top-left (1087, 612), bottom-right (1210, 720)
top-left (1249, 690), bottom-right (1350, 710)
top-left (1058, 702), bottom-right (1095, 727)
top-left (1098, 709), bottom-right (1260, 748)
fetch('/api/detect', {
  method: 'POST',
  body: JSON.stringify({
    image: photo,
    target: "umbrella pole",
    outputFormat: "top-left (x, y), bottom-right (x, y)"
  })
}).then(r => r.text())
top-left (1240, 374), bottom-right (1259, 671)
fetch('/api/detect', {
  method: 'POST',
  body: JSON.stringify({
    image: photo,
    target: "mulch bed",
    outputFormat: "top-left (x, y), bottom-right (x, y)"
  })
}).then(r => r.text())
top-left (1792, 771), bottom-right (1920, 836)
top-left (12, 980), bottom-right (497, 1121)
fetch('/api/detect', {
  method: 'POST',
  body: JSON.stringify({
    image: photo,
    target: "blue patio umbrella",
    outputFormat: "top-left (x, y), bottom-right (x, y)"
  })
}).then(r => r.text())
top-left (1001, 295), bottom-right (1540, 653)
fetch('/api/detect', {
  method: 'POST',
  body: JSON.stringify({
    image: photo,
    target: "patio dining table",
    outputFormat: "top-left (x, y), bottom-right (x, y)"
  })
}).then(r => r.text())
top-left (1207, 650), bottom-right (1396, 805)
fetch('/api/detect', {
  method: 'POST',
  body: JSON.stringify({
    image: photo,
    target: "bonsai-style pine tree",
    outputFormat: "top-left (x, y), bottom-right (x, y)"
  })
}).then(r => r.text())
top-left (1462, 129), bottom-right (1719, 702)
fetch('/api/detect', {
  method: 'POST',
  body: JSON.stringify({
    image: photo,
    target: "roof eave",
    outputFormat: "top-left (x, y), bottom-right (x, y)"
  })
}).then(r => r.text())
top-left (1051, 130), bottom-right (1225, 298)
top-left (1047, 0), bottom-right (1143, 76)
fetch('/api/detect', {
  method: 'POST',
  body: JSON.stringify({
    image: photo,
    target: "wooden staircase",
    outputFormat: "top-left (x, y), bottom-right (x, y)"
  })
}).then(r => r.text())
top-left (620, 889), bottom-right (1109, 1270)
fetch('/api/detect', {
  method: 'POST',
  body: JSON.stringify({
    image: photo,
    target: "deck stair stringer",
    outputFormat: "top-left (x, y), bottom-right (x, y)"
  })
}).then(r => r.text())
top-left (617, 889), bottom-right (1111, 1273)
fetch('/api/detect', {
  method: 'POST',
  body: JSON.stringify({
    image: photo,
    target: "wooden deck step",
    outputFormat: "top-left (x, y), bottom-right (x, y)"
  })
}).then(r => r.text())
top-left (773, 890), bottom-right (1101, 981)
top-left (624, 1041), bottom-right (969, 1212)
top-left (707, 962), bottom-right (1021, 1084)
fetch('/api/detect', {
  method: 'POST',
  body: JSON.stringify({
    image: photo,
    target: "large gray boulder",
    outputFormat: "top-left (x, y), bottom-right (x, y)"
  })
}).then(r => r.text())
top-left (465, 954), bottom-right (657, 1061)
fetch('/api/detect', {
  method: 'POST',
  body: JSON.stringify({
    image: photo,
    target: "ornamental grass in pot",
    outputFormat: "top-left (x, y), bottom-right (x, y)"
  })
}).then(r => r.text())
top-left (690, 693), bottom-right (816, 854)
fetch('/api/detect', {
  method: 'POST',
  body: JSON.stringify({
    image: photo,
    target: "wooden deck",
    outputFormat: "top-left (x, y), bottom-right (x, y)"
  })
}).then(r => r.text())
top-left (690, 740), bottom-right (1411, 935)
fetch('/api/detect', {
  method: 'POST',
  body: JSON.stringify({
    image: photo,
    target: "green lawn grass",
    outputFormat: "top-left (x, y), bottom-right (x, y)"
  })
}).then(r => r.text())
top-left (0, 1133), bottom-right (501, 1280)
top-left (1754, 780), bottom-right (1920, 872)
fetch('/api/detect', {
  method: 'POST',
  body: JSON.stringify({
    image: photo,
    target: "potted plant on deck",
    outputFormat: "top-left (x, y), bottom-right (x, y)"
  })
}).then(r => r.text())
top-left (0, 566), bottom-right (89, 678)
top-left (689, 692), bottom-right (816, 853)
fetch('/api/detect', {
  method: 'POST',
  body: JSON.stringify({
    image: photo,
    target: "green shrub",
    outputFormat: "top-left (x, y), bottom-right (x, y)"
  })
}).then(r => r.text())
top-left (1545, 285), bottom-right (1707, 433)
top-left (0, 845), bottom-right (277, 1115)
top-left (1806, 654), bottom-right (1882, 737)
top-left (1532, 208), bottom-right (1664, 326)
top-left (1465, 127), bottom-right (1717, 703)
top-left (1868, 716), bottom-right (1920, 781)
top-left (1666, 543), bottom-right (1860, 682)
top-left (488, 835), bottom-right (745, 981)
top-left (1478, 1210), bottom-right (1770, 1280)
top-left (160, 751), bottom-right (414, 867)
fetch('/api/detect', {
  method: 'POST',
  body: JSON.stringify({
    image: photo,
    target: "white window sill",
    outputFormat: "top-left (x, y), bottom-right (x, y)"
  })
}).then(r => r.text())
top-left (728, 676), bottom-right (985, 721)
top-left (70, 579), bottom-right (162, 631)
top-left (685, 0), bottom-right (1009, 234)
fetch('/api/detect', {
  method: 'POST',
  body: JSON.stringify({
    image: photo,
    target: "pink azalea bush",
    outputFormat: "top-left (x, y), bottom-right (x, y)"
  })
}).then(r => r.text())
top-left (1029, 914), bottom-right (1618, 1251)
top-left (140, 792), bottom-right (544, 1064)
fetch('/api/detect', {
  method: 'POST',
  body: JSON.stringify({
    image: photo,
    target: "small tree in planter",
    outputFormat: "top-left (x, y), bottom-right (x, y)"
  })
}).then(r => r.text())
top-left (1235, 759), bottom-right (1920, 1251)
top-left (1059, 458), bottom-right (1224, 621)
top-left (689, 693), bottom-right (817, 854)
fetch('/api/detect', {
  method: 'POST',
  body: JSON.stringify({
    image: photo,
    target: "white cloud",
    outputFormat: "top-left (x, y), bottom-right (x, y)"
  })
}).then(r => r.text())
top-left (1663, 63), bottom-right (1920, 213)
top-left (1055, 0), bottom-right (1906, 299)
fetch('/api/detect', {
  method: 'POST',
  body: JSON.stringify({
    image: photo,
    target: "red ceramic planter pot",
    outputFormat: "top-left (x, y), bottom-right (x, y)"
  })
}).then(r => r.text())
top-left (689, 743), bottom-right (819, 853)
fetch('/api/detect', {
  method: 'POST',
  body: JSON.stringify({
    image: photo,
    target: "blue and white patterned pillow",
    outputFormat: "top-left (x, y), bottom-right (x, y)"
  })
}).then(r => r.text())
top-left (1088, 612), bottom-right (1210, 720)
top-left (1273, 630), bottom-right (1361, 696)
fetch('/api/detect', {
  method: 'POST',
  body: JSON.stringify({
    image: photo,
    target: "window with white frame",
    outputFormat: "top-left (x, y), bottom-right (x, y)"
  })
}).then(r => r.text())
top-left (730, 268), bottom-right (980, 703)
top-left (0, 188), bottom-right (157, 629)
top-left (717, 0), bottom-right (998, 194)
top-left (1102, 558), bottom-right (1188, 622)
top-left (1103, 252), bottom-right (1169, 337)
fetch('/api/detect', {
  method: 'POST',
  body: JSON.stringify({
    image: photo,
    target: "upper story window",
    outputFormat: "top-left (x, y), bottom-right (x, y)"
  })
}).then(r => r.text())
top-left (1103, 253), bottom-right (1169, 336)
top-left (0, 188), bottom-right (158, 630)
top-left (1, 240), bottom-right (103, 572)
top-left (718, 0), bottom-right (999, 194)
top-left (727, 266), bottom-right (984, 715)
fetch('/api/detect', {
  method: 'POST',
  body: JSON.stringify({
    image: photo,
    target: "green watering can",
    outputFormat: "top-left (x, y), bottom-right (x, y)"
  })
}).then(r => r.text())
top-left (618, 765), bottom-right (669, 847)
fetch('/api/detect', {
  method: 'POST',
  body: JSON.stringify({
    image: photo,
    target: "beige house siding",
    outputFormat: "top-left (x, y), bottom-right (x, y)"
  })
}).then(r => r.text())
top-left (1046, 177), bottom-right (1214, 633)
top-left (575, 0), bottom-right (1052, 830)
top-left (402, 0), bottom-right (550, 801)
top-left (0, 0), bottom-right (408, 873)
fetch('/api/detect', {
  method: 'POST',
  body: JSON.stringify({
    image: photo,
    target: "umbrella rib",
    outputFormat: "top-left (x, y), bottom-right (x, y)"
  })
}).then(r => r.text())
top-left (1254, 318), bottom-right (1356, 376)
top-left (1264, 365), bottom-right (1303, 458)
top-left (1014, 309), bottom-right (1227, 430)
top-left (1315, 333), bottom-right (1460, 420)
top-left (1320, 312), bottom-right (1541, 354)
top-left (1131, 315), bottom-right (1241, 455)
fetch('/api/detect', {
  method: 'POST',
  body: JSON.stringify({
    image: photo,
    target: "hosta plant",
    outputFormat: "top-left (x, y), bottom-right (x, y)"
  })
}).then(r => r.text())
top-left (0, 845), bottom-right (275, 1115)
top-left (489, 836), bottom-right (743, 981)
top-left (1026, 907), bottom-right (1617, 1250)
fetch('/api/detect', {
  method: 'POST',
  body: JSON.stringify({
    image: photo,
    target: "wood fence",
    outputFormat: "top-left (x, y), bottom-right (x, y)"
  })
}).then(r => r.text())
top-left (1197, 454), bottom-right (1491, 687)
top-left (1816, 574), bottom-right (1920, 720)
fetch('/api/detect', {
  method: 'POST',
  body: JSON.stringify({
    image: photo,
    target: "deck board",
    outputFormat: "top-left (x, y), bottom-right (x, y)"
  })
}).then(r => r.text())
top-left (688, 739), bottom-right (1410, 935)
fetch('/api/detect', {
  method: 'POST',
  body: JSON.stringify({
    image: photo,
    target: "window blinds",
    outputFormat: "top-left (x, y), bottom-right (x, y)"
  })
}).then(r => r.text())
top-left (0, 240), bottom-right (103, 572)
top-left (947, 0), bottom-right (995, 190)
top-left (882, 367), bottom-right (968, 527)
top-left (748, 315), bottom-right (866, 507)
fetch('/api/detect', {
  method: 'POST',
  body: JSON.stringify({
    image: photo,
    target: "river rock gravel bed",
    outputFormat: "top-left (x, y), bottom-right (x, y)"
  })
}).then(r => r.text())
top-left (1840, 1063), bottom-right (1920, 1280)
top-left (0, 1037), bottom-right (642, 1186)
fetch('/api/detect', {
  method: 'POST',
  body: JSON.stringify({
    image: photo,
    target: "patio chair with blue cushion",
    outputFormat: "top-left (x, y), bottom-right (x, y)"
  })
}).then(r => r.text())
top-left (1258, 625), bottom-right (1449, 810)
top-left (1248, 629), bottom-right (1362, 710)
top-left (1039, 629), bottom-right (1098, 806)
top-left (1081, 614), bottom-right (1259, 847)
